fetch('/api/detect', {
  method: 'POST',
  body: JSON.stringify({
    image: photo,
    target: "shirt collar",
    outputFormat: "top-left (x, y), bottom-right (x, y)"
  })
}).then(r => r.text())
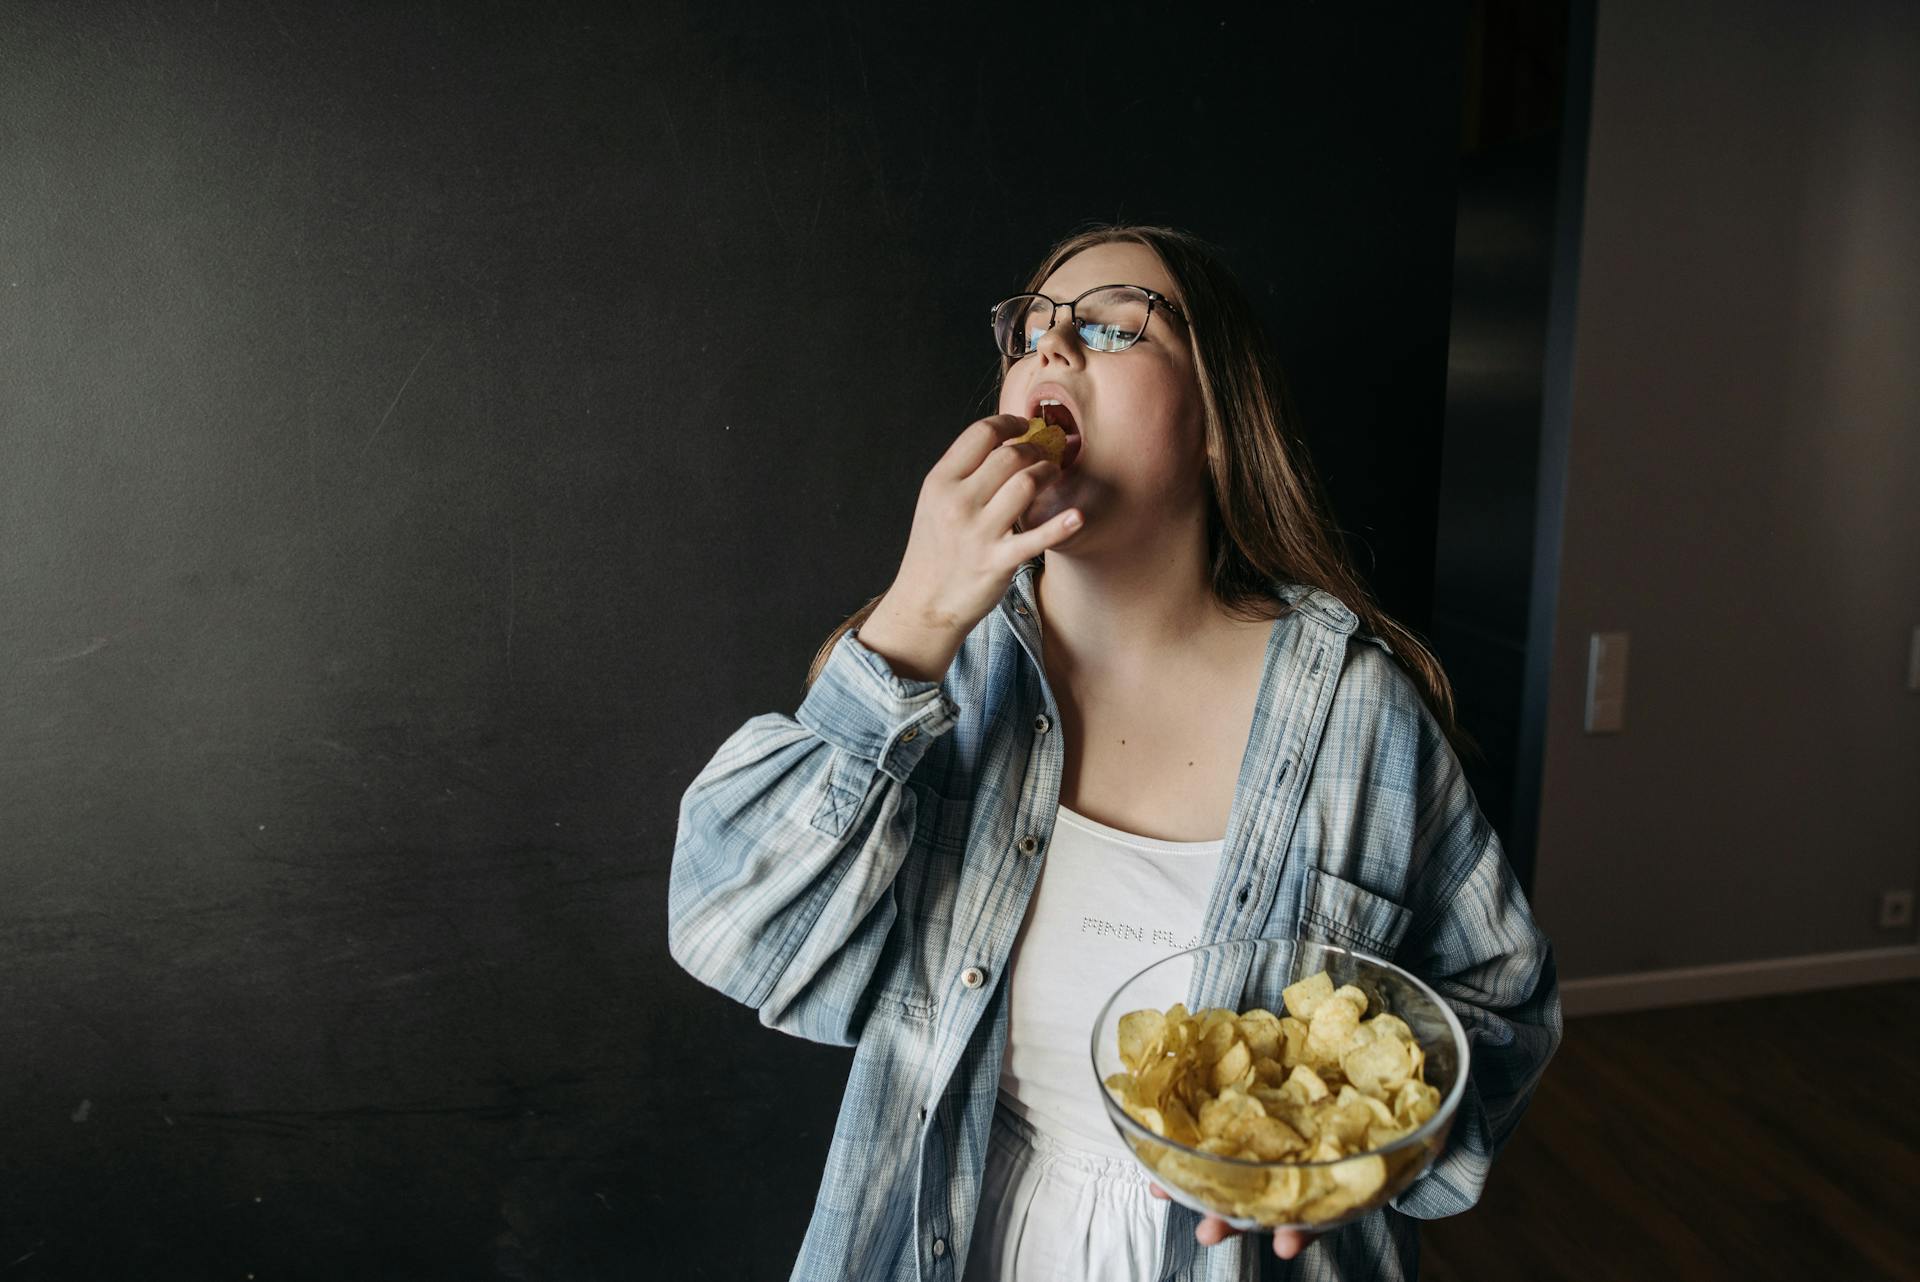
top-left (1006, 559), bottom-right (1358, 638)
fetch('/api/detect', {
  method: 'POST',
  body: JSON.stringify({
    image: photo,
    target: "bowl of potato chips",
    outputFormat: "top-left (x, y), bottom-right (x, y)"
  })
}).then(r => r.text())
top-left (1091, 938), bottom-right (1468, 1232)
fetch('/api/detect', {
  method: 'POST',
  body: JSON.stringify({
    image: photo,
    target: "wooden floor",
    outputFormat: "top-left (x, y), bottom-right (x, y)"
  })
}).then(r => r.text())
top-left (1422, 981), bottom-right (1920, 1282)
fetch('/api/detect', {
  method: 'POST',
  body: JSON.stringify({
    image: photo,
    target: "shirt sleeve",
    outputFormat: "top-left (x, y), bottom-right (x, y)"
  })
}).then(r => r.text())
top-left (1388, 763), bottom-right (1562, 1220)
top-left (667, 629), bottom-right (959, 1047)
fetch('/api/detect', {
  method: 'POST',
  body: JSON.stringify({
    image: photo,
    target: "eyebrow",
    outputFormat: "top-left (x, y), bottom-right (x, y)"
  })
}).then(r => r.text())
top-left (1035, 283), bottom-right (1173, 300)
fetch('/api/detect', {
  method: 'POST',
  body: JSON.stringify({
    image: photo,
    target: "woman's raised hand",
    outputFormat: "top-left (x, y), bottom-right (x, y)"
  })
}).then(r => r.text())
top-left (857, 415), bottom-right (1083, 682)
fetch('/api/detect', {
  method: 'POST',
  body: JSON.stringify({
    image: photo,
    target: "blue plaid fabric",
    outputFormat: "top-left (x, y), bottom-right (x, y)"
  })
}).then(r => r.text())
top-left (671, 562), bottom-right (1561, 1282)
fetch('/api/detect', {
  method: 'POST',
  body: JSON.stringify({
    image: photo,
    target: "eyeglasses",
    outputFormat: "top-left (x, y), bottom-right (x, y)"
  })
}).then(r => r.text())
top-left (988, 284), bottom-right (1187, 359)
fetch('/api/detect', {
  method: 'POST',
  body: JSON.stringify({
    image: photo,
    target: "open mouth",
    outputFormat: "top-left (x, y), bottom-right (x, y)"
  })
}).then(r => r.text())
top-left (1035, 398), bottom-right (1084, 470)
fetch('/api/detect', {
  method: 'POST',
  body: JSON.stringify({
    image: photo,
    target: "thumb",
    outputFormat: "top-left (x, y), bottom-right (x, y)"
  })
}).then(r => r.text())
top-left (1272, 1229), bottom-right (1316, 1259)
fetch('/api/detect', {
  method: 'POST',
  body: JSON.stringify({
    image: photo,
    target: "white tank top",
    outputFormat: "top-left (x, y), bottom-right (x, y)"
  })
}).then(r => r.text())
top-left (996, 803), bottom-right (1224, 1159)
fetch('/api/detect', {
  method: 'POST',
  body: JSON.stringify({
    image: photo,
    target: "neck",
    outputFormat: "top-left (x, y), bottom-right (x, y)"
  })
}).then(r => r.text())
top-left (1033, 508), bottom-right (1223, 669)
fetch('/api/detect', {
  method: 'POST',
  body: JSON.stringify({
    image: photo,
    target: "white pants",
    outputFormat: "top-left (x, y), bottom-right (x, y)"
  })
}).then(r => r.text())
top-left (963, 1099), bottom-right (1167, 1282)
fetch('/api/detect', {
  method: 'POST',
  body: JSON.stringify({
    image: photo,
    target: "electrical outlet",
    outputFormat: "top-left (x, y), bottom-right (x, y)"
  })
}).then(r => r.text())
top-left (1880, 890), bottom-right (1915, 930)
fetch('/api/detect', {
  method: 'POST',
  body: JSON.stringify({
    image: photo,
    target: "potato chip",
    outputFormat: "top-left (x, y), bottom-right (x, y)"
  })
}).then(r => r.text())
top-left (1319, 1095), bottom-right (1373, 1148)
top-left (1210, 1038), bottom-right (1254, 1092)
top-left (1279, 1015), bottom-right (1311, 1064)
top-left (1369, 1014), bottom-right (1414, 1045)
top-left (1280, 1094), bottom-right (1321, 1139)
top-left (1281, 972), bottom-right (1334, 1020)
top-left (1394, 1079), bottom-right (1441, 1127)
top-left (1330, 1153), bottom-right (1388, 1200)
top-left (1299, 1189), bottom-right (1360, 1222)
top-left (1163, 1098), bottom-right (1201, 1146)
top-left (1118, 1008), bottom-right (1166, 1073)
top-left (1197, 1086), bottom-right (1264, 1138)
top-left (1234, 1114), bottom-right (1305, 1160)
top-left (1177, 1143), bottom-right (1266, 1200)
top-left (1307, 993), bottom-right (1362, 1052)
top-left (1343, 1035), bottom-right (1415, 1098)
top-left (1014, 417), bottom-right (1069, 466)
top-left (1286, 1063), bottom-right (1330, 1102)
top-left (1198, 1009), bottom-right (1238, 1061)
top-left (1248, 1165), bottom-right (1306, 1217)
top-left (1135, 1056), bottom-right (1178, 1109)
top-left (1234, 1008), bottom-right (1285, 1060)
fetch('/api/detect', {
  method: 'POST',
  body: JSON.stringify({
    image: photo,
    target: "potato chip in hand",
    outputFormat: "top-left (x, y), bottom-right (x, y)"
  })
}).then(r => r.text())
top-left (1013, 416), bottom-right (1069, 467)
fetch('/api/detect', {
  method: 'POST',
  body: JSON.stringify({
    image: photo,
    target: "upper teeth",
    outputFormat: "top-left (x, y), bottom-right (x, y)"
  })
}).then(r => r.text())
top-left (1037, 399), bottom-right (1075, 437)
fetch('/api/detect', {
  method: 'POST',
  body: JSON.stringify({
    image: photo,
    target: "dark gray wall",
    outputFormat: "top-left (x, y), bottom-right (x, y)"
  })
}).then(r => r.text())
top-left (1, 3), bottom-right (1468, 1276)
top-left (1533, 0), bottom-right (1920, 979)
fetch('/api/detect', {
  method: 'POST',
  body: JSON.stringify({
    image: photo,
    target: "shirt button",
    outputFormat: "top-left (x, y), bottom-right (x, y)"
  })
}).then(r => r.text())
top-left (932, 1237), bottom-right (948, 1258)
top-left (1017, 835), bottom-right (1040, 856)
top-left (1015, 603), bottom-right (1030, 617)
top-left (960, 966), bottom-right (986, 990)
top-left (1033, 714), bottom-right (1051, 734)
top-left (900, 727), bottom-right (919, 743)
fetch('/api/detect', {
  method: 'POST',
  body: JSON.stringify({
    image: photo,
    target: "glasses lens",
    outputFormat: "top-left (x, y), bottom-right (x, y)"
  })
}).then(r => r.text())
top-left (1074, 287), bottom-right (1152, 352)
top-left (992, 295), bottom-right (1054, 357)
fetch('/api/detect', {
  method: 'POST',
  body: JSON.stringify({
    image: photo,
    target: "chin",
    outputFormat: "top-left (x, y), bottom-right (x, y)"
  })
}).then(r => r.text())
top-left (1021, 488), bottom-right (1075, 533)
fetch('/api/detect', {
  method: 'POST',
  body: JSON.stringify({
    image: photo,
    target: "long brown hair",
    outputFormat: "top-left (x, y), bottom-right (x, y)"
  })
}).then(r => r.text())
top-left (806, 224), bottom-right (1475, 761)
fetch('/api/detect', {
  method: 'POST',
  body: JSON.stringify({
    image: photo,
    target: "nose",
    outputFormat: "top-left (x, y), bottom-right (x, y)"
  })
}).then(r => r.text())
top-left (1032, 301), bottom-right (1085, 366)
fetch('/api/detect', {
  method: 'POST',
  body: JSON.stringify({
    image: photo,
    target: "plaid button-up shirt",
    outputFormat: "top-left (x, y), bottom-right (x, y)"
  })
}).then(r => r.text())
top-left (670, 563), bottom-right (1561, 1281)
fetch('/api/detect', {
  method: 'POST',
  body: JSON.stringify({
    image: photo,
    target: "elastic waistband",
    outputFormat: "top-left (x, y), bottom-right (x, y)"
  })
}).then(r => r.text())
top-left (991, 1098), bottom-right (1154, 1185)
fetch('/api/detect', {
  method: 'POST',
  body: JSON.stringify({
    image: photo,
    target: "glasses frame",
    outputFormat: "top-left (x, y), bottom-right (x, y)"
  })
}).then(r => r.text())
top-left (988, 284), bottom-right (1188, 359)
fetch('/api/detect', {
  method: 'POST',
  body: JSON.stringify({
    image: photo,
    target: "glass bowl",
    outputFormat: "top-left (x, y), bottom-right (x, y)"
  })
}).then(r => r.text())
top-left (1090, 938), bottom-right (1469, 1232)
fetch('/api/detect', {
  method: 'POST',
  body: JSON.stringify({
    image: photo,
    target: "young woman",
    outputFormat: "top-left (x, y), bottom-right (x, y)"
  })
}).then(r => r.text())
top-left (670, 225), bottom-right (1560, 1281)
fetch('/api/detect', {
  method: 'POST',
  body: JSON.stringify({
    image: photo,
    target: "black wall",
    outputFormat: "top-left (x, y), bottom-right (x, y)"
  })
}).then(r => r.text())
top-left (1, 3), bottom-right (1468, 1277)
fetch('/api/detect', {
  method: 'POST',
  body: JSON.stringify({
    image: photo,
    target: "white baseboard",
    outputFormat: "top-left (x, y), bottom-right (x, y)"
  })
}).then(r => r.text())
top-left (1560, 944), bottom-right (1920, 1017)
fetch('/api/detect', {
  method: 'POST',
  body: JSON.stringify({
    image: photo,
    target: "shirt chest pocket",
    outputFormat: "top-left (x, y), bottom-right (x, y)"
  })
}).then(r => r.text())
top-left (1299, 866), bottom-right (1413, 959)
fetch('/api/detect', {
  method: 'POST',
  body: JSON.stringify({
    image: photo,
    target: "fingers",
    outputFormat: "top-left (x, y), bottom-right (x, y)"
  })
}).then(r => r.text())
top-left (1152, 1182), bottom-right (1316, 1260)
top-left (1272, 1230), bottom-right (1316, 1260)
top-left (1150, 1187), bottom-right (1233, 1249)
top-left (931, 414), bottom-right (1029, 482)
top-left (1156, 1186), bottom-right (1236, 1248)
top-left (1000, 504), bottom-right (1082, 564)
top-left (978, 455), bottom-right (1060, 532)
top-left (964, 437), bottom-right (1054, 510)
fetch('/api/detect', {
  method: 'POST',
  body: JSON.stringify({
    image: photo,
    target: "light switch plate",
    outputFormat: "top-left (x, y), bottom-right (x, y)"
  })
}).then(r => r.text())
top-left (1585, 631), bottom-right (1628, 734)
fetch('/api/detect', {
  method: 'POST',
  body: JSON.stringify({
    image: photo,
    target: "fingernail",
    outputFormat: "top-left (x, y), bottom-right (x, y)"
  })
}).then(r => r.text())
top-left (1064, 512), bottom-right (1082, 529)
